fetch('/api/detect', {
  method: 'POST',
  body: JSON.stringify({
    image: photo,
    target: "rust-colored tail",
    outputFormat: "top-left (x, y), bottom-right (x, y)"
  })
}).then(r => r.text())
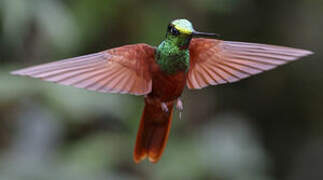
top-left (134, 99), bottom-right (174, 163)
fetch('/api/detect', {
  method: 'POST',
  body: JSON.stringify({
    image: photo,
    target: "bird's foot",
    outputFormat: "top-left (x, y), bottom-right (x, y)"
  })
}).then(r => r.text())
top-left (161, 102), bottom-right (169, 112)
top-left (176, 98), bottom-right (183, 111)
top-left (176, 98), bottom-right (183, 120)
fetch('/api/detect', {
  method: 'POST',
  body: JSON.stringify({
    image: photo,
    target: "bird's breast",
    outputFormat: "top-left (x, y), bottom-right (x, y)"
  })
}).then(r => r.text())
top-left (149, 70), bottom-right (186, 102)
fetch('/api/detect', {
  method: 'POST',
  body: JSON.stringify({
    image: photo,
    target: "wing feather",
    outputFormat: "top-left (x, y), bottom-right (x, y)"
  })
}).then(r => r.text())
top-left (189, 68), bottom-right (201, 89)
top-left (198, 63), bottom-right (218, 85)
top-left (12, 44), bottom-right (156, 95)
top-left (196, 63), bottom-right (214, 87)
top-left (188, 38), bottom-right (313, 89)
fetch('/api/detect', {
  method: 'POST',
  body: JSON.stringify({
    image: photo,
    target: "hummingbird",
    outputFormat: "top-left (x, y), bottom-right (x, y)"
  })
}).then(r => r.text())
top-left (11, 19), bottom-right (313, 163)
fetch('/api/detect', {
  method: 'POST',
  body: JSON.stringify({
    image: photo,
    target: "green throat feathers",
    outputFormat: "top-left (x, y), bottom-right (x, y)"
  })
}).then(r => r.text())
top-left (156, 19), bottom-right (194, 74)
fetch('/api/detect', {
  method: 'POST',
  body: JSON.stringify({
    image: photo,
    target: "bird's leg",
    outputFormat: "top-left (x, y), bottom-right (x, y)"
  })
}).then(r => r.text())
top-left (176, 98), bottom-right (183, 111)
top-left (176, 98), bottom-right (183, 120)
top-left (161, 102), bottom-right (169, 112)
top-left (147, 97), bottom-right (168, 112)
top-left (160, 99), bottom-right (183, 115)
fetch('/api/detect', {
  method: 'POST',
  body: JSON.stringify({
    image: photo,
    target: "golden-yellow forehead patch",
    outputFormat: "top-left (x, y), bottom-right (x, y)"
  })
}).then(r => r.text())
top-left (172, 19), bottom-right (194, 35)
top-left (174, 25), bottom-right (193, 35)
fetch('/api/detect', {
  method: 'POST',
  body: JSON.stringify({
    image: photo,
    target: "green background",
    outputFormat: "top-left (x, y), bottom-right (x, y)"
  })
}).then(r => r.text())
top-left (0, 0), bottom-right (322, 179)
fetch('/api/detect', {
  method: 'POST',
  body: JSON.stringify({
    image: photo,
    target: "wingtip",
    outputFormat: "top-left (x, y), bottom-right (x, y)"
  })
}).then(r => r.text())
top-left (297, 49), bottom-right (314, 59)
top-left (10, 68), bottom-right (29, 76)
top-left (295, 48), bottom-right (314, 56)
top-left (10, 70), bottom-right (21, 75)
top-left (306, 50), bottom-right (314, 55)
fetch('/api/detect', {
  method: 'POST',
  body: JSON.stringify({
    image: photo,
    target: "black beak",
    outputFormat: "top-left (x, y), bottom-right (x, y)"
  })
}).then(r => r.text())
top-left (192, 31), bottom-right (220, 38)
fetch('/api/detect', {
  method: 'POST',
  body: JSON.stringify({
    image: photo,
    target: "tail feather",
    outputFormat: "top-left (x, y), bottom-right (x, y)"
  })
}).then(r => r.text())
top-left (134, 100), bottom-right (174, 163)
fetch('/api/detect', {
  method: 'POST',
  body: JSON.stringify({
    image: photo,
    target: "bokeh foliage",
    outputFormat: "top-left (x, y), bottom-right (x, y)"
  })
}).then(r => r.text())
top-left (0, 0), bottom-right (322, 179)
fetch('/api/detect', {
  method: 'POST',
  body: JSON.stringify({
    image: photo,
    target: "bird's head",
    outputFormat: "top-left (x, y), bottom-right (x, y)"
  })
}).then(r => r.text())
top-left (166, 19), bottom-right (219, 49)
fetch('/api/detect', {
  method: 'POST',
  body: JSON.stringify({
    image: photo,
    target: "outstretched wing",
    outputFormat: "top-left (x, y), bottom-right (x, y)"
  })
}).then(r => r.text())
top-left (11, 44), bottom-right (156, 95)
top-left (187, 38), bottom-right (313, 89)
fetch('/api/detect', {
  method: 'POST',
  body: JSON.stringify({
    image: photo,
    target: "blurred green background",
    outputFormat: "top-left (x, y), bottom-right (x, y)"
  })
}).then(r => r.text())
top-left (0, 0), bottom-right (322, 179)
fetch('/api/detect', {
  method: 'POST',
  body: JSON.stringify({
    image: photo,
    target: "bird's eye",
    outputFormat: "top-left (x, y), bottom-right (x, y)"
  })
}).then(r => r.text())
top-left (171, 27), bottom-right (180, 36)
top-left (167, 24), bottom-right (172, 31)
